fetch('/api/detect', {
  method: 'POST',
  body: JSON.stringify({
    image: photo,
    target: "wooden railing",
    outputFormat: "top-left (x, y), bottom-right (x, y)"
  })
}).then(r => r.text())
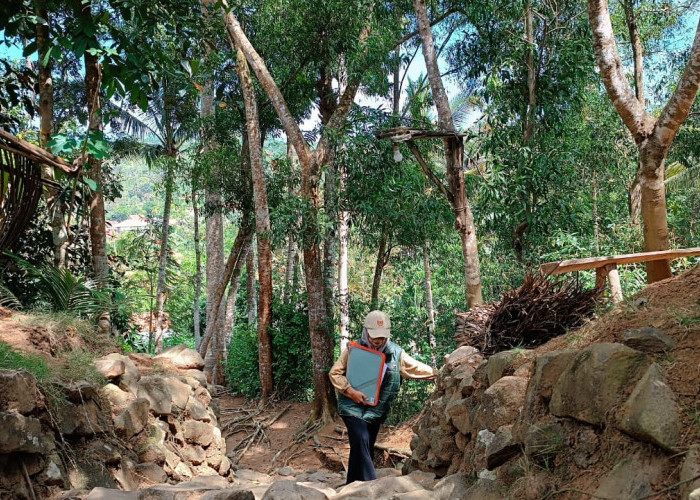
top-left (540, 248), bottom-right (700, 303)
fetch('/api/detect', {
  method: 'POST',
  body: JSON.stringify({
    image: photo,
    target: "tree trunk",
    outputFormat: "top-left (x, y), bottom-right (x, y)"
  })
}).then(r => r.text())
top-left (523, 0), bottom-right (537, 143)
top-left (588, 0), bottom-right (700, 282)
top-left (202, 75), bottom-right (226, 383)
top-left (592, 168), bottom-right (600, 254)
top-left (199, 211), bottom-right (254, 358)
top-left (413, 0), bottom-right (483, 308)
top-left (638, 147), bottom-right (671, 281)
top-left (338, 161), bottom-right (350, 352)
top-left (35, 2), bottom-right (67, 269)
top-left (224, 232), bottom-right (251, 343)
top-left (623, 0), bottom-right (645, 108)
top-left (82, 15), bottom-right (110, 333)
top-left (236, 46), bottom-right (274, 399)
top-left (154, 161), bottom-right (174, 354)
top-left (423, 245), bottom-right (437, 367)
top-left (246, 247), bottom-right (257, 327)
top-left (283, 142), bottom-right (298, 303)
top-left (370, 228), bottom-right (390, 310)
top-left (192, 185), bottom-right (203, 349)
top-left (323, 162), bottom-right (338, 339)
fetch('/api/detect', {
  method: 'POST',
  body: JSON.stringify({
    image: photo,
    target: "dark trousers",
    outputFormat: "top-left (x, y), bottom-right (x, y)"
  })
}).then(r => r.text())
top-left (342, 415), bottom-right (382, 484)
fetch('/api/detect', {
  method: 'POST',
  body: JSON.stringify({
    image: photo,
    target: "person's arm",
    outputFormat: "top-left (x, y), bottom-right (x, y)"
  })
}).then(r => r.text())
top-left (399, 351), bottom-right (438, 380)
top-left (329, 349), bottom-right (368, 404)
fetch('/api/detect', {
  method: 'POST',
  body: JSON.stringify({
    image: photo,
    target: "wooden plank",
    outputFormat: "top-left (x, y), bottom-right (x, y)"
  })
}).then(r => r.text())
top-left (540, 247), bottom-right (700, 275)
top-left (375, 126), bottom-right (468, 141)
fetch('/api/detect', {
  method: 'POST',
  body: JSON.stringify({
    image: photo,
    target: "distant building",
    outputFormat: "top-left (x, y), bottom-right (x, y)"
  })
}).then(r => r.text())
top-left (108, 215), bottom-right (149, 237)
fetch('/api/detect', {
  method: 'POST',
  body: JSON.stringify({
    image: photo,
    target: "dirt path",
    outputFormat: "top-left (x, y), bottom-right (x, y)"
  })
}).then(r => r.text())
top-left (220, 395), bottom-right (417, 477)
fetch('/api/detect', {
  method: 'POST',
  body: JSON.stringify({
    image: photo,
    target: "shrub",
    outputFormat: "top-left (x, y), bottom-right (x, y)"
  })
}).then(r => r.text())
top-left (270, 297), bottom-right (313, 401)
top-left (225, 323), bottom-right (261, 399)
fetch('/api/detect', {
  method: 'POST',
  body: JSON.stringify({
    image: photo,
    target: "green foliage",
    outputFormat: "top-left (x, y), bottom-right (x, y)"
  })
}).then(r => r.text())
top-left (270, 297), bottom-right (314, 401)
top-left (226, 324), bottom-right (261, 399)
top-left (4, 255), bottom-right (114, 319)
top-left (0, 341), bottom-right (51, 382)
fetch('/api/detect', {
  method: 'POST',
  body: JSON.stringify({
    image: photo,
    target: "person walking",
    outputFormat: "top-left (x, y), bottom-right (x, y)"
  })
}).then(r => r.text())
top-left (329, 310), bottom-right (437, 484)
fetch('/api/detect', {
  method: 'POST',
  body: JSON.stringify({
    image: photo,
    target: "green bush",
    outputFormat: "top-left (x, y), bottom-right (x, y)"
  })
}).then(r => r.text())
top-left (270, 297), bottom-right (313, 401)
top-left (225, 297), bottom-right (314, 401)
top-left (225, 323), bottom-right (261, 399)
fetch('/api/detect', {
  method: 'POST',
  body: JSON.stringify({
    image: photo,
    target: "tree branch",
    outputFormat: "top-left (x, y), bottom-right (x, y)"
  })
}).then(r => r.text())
top-left (393, 8), bottom-right (459, 48)
top-left (218, 0), bottom-right (312, 166)
top-left (587, 0), bottom-right (652, 143)
top-left (406, 140), bottom-right (454, 204)
top-left (653, 18), bottom-right (700, 149)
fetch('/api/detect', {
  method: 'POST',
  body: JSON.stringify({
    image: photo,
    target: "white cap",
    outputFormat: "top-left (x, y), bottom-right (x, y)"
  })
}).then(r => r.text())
top-left (363, 310), bottom-right (391, 338)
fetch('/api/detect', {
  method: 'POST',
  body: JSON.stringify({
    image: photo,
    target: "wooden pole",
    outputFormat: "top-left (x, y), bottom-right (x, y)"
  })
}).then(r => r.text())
top-left (606, 264), bottom-right (623, 303)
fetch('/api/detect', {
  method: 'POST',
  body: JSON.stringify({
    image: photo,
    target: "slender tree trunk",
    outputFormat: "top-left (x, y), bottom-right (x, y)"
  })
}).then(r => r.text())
top-left (370, 228), bottom-right (390, 310)
top-left (283, 142), bottom-right (298, 303)
top-left (236, 46), bottom-right (274, 399)
top-left (523, 0), bottom-right (537, 143)
top-left (592, 168), bottom-right (600, 254)
top-left (638, 148), bottom-right (671, 280)
top-left (338, 162), bottom-right (350, 352)
top-left (199, 212), bottom-right (254, 358)
top-left (82, 12), bottom-right (110, 333)
top-left (413, 0), bottom-right (483, 308)
top-left (323, 162), bottom-right (338, 339)
top-left (192, 185), bottom-right (203, 349)
top-left (35, 2), bottom-right (67, 269)
top-left (246, 247), bottom-right (257, 327)
top-left (224, 232), bottom-right (251, 342)
top-left (154, 160), bottom-right (175, 354)
top-left (423, 245), bottom-right (437, 367)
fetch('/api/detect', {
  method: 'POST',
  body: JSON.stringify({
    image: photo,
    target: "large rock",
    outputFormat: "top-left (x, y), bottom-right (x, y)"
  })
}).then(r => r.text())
top-left (681, 445), bottom-right (700, 500)
top-left (594, 453), bottom-right (664, 499)
top-left (335, 475), bottom-right (428, 499)
top-left (101, 383), bottom-right (135, 411)
top-left (155, 345), bottom-right (205, 370)
top-left (431, 473), bottom-right (472, 500)
top-left (163, 376), bottom-right (192, 409)
top-left (0, 370), bottom-right (43, 414)
top-left (57, 399), bottom-right (108, 437)
top-left (486, 425), bottom-right (520, 470)
top-left (261, 479), bottom-right (329, 500)
top-left (550, 343), bottom-right (648, 426)
top-left (134, 463), bottom-right (167, 487)
top-left (137, 476), bottom-right (228, 499)
top-left (444, 346), bottom-right (482, 370)
top-left (622, 328), bottom-right (676, 353)
top-left (461, 479), bottom-right (504, 500)
top-left (184, 421), bottom-right (216, 447)
top-left (94, 358), bottom-right (125, 379)
top-left (104, 353), bottom-right (141, 392)
top-left (479, 376), bottom-right (528, 431)
top-left (137, 377), bottom-right (173, 415)
top-left (114, 398), bottom-right (150, 439)
top-left (201, 489), bottom-right (255, 500)
top-left (0, 411), bottom-right (46, 453)
top-left (486, 349), bottom-right (531, 387)
top-left (515, 349), bottom-right (577, 442)
top-left (617, 363), bottom-right (680, 451)
top-left (186, 396), bottom-right (211, 422)
top-left (445, 398), bottom-right (471, 435)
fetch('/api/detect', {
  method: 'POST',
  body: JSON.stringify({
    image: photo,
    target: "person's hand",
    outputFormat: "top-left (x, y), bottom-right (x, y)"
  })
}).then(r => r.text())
top-left (344, 386), bottom-right (368, 405)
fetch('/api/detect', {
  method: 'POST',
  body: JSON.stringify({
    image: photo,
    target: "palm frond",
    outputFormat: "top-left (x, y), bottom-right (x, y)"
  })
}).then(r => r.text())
top-left (0, 282), bottom-right (22, 310)
top-left (665, 161), bottom-right (700, 193)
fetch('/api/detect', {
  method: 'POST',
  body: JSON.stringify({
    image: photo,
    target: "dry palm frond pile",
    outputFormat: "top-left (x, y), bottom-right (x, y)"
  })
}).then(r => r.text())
top-left (455, 273), bottom-right (602, 355)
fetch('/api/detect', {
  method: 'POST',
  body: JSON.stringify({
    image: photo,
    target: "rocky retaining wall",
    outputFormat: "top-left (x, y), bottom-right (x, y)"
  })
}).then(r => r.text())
top-left (0, 345), bottom-right (231, 498)
top-left (407, 329), bottom-right (700, 498)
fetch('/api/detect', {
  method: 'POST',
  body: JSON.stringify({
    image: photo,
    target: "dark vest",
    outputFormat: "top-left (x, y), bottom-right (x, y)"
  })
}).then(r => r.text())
top-left (337, 340), bottom-right (403, 424)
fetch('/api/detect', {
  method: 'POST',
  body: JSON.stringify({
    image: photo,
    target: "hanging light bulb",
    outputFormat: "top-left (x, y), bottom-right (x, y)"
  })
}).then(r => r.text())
top-left (392, 143), bottom-right (403, 163)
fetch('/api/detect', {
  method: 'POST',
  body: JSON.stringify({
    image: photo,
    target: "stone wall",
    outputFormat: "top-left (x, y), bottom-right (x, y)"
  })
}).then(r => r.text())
top-left (407, 332), bottom-right (699, 498)
top-left (0, 345), bottom-right (231, 498)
